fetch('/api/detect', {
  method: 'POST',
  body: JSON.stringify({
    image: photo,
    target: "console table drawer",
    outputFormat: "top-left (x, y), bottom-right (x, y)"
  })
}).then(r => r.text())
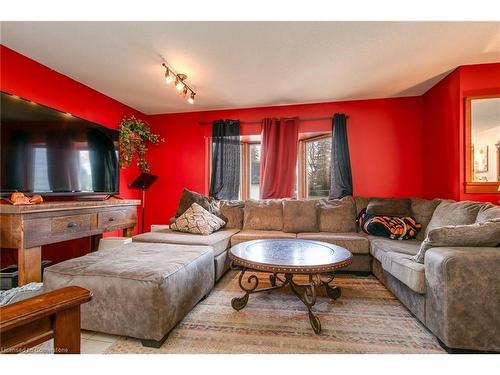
top-left (98, 208), bottom-right (135, 230)
top-left (23, 213), bottom-right (93, 247)
top-left (51, 214), bottom-right (92, 235)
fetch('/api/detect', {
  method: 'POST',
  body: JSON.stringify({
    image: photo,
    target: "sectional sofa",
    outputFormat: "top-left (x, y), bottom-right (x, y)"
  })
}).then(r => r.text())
top-left (44, 195), bottom-right (500, 352)
top-left (133, 196), bottom-right (500, 352)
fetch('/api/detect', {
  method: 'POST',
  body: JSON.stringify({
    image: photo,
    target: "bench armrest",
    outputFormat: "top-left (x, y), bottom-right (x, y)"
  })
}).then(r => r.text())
top-left (424, 247), bottom-right (500, 351)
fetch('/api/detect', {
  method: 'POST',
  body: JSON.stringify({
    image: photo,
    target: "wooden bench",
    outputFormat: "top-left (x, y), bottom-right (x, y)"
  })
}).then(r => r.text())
top-left (0, 286), bottom-right (92, 354)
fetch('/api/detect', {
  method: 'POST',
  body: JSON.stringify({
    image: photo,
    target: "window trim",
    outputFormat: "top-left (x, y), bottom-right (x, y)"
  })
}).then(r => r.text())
top-left (241, 141), bottom-right (260, 200)
top-left (299, 133), bottom-right (331, 199)
top-left (464, 95), bottom-right (500, 194)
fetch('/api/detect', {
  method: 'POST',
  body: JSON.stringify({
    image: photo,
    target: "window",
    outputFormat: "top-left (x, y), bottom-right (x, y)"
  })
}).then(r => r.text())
top-left (215, 133), bottom-right (332, 200)
top-left (300, 135), bottom-right (332, 199)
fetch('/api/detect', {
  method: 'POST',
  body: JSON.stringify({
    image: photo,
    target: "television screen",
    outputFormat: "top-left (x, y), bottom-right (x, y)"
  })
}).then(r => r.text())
top-left (0, 92), bottom-right (119, 196)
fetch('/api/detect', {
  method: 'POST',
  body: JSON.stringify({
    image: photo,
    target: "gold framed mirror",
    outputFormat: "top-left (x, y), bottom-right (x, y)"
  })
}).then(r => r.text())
top-left (465, 95), bottom-right (500, 193)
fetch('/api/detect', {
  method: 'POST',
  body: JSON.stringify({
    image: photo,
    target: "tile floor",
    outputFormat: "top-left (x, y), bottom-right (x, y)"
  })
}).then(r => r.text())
top-left (28, 330), bottom-right (120, 354)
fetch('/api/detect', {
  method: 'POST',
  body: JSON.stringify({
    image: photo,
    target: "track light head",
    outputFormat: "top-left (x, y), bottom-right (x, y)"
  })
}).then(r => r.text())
top-left (175, 74), bottom-right (187, 91)
top-left (187, 92), bottom-right (195, 104)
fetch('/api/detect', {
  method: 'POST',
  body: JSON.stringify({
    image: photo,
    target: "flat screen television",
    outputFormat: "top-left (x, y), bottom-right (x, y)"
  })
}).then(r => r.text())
top-left (0, 91), bottom-right (120, 196)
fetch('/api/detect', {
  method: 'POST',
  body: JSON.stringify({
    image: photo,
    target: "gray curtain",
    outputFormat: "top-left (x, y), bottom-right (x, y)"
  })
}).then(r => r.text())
top-left (329, 113), bottom-right (353, 198)
top-left (209, 120), bottom-right (240, 200)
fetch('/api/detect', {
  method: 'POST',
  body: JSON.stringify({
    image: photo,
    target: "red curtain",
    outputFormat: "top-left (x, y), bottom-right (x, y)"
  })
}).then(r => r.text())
top-left (260, 117), bottom-right (299, 198)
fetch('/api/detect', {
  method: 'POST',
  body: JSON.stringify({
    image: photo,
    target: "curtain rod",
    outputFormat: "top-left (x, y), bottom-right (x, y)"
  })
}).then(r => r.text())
top-left (198, 115), bottom-right (349, 125)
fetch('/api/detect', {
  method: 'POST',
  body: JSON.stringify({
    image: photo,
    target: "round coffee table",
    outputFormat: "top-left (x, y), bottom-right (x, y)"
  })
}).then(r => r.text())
top-left (229, 239), bottom-right (353, 334)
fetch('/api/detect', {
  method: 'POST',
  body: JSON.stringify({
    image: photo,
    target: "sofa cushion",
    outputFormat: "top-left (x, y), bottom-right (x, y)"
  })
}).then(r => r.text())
top-left (379, 251), bottom-right (426, 294)
top-left (170, 203), bottom-right (226, 235)
top-left (283, 200), bottom-right (318, 233)
top-left (297, 232), bottom-right (370, 254)
top-left (243, 199), bottom-right (283, 231)
top-left (133, 228), bottom-right (239, 257)
top-left (413, 221), bottom-right (500, 263)
top-left (476, 203), bottom-right (500, 223)
top-left (366, 198), bottom-right (412, 217)
top-left (318, 196), bottom-right (357, 233)
top-left (369, 237), bottom-right (422, 262)
top-left (230, 230), bottom-right (296, 247)
top-left (220, 200), bottom-right (245, 229)
top-left (410, 197), bottom-right (441, 240)
top-left (425, 200), bottom-right (484, 236)
top-left (175, 188), bottom-right (221, 218)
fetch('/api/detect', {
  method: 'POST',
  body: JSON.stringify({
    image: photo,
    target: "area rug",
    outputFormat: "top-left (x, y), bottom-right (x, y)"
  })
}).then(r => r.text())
top-left (105, 271), bottom-right (444, 354)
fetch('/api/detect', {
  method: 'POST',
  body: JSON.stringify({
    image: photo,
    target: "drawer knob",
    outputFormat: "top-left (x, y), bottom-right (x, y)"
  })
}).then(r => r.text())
top-left (67, 222), bottom-right (78, 228)
top-left (108, 217), bottom-right (115, 222)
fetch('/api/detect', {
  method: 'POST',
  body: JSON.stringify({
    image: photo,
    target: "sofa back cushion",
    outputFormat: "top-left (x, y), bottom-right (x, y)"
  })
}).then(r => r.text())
top-left (243, 199), bottom-right (283, 231)
top-left (413, 220), bottom-right (500, 263)
top-left (366, 198), bottom-right (412, 217)
top-left (220, 201), bottom-right (245, 229)
top-left (318, 196), bottom-right (357, 233)
top-left (354, 196), bottom-right (370, 216)
top-left (283, 200), bottom-right (319, 233)
top-left (476, 203), bottom-right (500, 223)
top-left (425, 200), bottom-right (485, 236)
top-left (410, 197), bottom-right (441, 240)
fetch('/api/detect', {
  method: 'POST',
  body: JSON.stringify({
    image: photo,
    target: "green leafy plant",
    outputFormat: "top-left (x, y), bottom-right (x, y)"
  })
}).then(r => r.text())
top-left (118, 116), bottom-right (164, 172)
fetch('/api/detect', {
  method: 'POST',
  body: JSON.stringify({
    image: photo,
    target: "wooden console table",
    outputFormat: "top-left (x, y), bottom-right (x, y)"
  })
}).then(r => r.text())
top-left (0, 199), bottom-right (141, 286)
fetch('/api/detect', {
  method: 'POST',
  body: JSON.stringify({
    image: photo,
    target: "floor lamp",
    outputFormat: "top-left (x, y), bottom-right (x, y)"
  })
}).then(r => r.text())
top-left (129, 172), bottom-right (158, 233)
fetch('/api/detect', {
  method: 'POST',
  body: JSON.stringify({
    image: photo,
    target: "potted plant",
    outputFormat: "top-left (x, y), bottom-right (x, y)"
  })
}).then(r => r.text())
top-left (118, 116), bottom-right (164, 172)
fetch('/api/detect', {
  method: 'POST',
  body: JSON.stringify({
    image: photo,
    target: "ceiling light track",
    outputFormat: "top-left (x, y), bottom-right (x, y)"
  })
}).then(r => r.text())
top-left (162, 62), bottom-right (196, 104)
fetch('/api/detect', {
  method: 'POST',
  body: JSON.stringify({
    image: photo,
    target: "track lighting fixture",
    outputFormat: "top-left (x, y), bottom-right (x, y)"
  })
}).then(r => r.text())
top-left (162, 62), bottom-right (196, 104)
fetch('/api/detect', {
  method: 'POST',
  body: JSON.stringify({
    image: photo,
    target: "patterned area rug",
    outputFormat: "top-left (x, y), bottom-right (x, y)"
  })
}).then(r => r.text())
top-left (105, 271), bottom-right (444, 354)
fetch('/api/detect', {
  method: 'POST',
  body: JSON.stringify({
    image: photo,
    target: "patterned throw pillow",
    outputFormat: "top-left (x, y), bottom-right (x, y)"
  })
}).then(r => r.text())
top-left (357, 209), bottom-right (421, 240)
top-left (170, 203), bottom-right (226, 235)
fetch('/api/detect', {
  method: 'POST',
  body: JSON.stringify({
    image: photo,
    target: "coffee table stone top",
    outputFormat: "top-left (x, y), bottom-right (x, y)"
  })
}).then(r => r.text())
top-left (229, 239), bottom-right (353, 274)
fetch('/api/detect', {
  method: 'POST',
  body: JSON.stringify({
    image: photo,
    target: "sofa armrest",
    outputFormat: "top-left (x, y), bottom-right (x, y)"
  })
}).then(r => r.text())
top-left (424, 247), bottom-right (500, 351)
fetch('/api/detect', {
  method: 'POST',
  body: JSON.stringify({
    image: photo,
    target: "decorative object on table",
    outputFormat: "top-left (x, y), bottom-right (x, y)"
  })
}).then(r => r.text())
top-left (161, 62), bottom-right (197, 104)
top-left (118, 116), bottom-right (164, 172)
top-left (229, 239), bottom-right (352, 334)
top-left (170, 203), bottom-right (226, 235)
top-left (4, 192), bottom-right (43, 205)
top-left (356, 208), bottom-right (421, 240)
top-left (129, 172), bottom-right (158, 233)
top-left (473, 144), bottom-right (489, 173)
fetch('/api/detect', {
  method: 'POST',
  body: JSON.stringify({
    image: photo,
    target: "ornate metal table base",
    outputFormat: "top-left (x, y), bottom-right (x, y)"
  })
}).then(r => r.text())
top-left (231, 266), bottom-right (341, 334)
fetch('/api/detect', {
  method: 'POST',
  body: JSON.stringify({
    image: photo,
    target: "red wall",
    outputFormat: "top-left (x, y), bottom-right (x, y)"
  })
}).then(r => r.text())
top-left (422, 62), bottom-right (500, 202)
top-left (145, 97), bottom-right (424, 228)
top-left (0, 45), bottom-right (147, 266)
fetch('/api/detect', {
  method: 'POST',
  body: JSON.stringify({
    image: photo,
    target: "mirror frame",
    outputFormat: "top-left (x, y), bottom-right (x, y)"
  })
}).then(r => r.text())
top-left (464, 95), bottom-right (500, 194)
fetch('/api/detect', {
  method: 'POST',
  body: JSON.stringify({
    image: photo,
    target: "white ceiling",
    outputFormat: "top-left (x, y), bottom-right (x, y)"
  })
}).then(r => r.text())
top-left (1, 22), bottom-right (499, 114)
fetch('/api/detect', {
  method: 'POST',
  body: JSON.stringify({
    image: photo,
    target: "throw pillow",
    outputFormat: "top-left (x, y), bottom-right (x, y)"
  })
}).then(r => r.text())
top-left (413, 221), bottom-right (500, 263)
top-left (357, 208), bottom-right (421, 240)
top-left (243, 199), bottom-right (283, 231)
top-left (170, 203), bottom-right (225, 235)
top-left (425, 200), bottom-right (485, 236)
top-left (219, 200), bottom-right (245, 229)
top-left (366, 198), bottom-right (412, 217)
top-left (283, 200), bottom-right (319, 233)
top-left (175, 188), bottom-right (224, 220)
top-left (318, 196), bottom-right (357, 233)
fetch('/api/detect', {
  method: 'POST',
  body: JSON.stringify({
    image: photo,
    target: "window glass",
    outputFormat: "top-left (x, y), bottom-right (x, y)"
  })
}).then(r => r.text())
top-left (249, 143), bottom-right (261, 199)
top-left (471, 98), bottom-right (500, 182)
top-left (305, 137), bottom-right (331, 199)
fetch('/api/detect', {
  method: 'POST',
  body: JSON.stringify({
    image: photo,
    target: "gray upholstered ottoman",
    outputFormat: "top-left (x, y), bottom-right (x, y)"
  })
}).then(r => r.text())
top-left (44, 242), bottom-right (214, 347)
